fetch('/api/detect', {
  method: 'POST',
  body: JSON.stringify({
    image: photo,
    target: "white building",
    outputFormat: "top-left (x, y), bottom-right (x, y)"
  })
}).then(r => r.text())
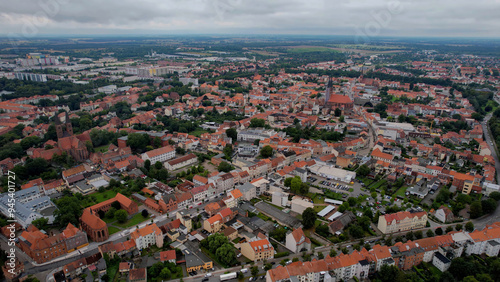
top-left (285, 228), bottom-right (311, 253)
top-left (131, 223), bottom-right (163, 250)
top-left (141, 146), bottom-right (175, 163)
top-left (164, 154), bottom-right (198, 170)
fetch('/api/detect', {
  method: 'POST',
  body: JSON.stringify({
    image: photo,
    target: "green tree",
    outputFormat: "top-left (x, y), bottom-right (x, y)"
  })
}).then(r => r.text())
top-left (259, 145), bottom-right (273, 158)
top-left (225, 128), bottom-right (238, 143)
top-left (302, 208), bottom-right (317, 229)
top-left (334, 108), bottom-right (342, 117)
top-left (54, 195), bottom-right (83, 227)
top-left (455, 224), bottom-right (463, 231)
top-left (249, 118), bottom-right (266, 128)
top-left (142, 209), bottom-right (149, 218)
top-left (427, 229), bottom-right (435, 237)
top-left (490, 191), bottom-right (500, 201)
top-left (465, 221), bottom-right (474, 232)
top-left (105, 207), bottom-right (116, 219)
top-left (406, 231), bottom-right (414, 241)
top-left (470, 201), bottom-right (483, 218)
top-left (31, 217), bottom-right (48, 230)
top-left (115, 210), bottom-right (128, 223)
top-left (435, 227), bottom-right (443, 235)
top-left (482, 198), bottom-right (497, 214)
top-left (357, 164), bottom-right (371, 177)
top-left (217, 161), bottom-right (233, 173)
top-left (251, 266), bottom-right (259, 277)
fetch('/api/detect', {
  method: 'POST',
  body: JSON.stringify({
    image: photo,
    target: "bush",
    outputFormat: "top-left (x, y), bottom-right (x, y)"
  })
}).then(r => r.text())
top-left (274, 252), bottom-right (290, 258)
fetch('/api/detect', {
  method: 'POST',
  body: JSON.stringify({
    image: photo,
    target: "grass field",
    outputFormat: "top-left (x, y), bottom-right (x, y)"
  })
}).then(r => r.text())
top-left (115, 213), bottom-right (149, 228)
top-left (92, 190), bottom-right (118, 203)
top-left (394, 186), bottom-right (408, 197)
top-left (94, 145), bottom-right (109, 153)
top-left (108, 226), bottom-right (121, 235)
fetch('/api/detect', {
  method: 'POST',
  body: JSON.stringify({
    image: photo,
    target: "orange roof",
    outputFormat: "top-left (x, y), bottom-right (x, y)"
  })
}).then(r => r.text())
top-left (143, 145), bottom-right (174, 159)
top-left (131, 223), bottom-right (161, 240)
top-left (371, 148), bottom-right (393, 161)
top-left (230, 189), bottom-right (243, 199)
top-left (81, 208), bottom-right (106, 229)
top-left (160, 250), bottom-right (176, 262)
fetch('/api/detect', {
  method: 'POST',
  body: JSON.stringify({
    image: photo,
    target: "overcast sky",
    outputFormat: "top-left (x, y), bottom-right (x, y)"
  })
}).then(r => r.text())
top-left (0, 0), bottom-right (499, 38)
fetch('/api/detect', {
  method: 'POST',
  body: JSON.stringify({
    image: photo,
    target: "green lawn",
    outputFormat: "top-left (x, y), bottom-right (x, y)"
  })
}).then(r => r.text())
top-left (371, 179), bottom-right (387, 190)
top-left (115, 213), bottom-right (149, 228)
top-left (92, 190), bottom-right (118, 203)
top-left (394, 186), bottom-right (408, 197)
top-left (190, 129), bottom-right (208, 137)
top-left (348, 188), bottom-right (354, 192)
top-left (103, 217), bottom-right (116, 224)
top-left (108, 226), bottom-right (121, 235)
top-left (94, 145), bottom-right (109, 153)
top-left (314, 206), bottom-right (326, 213)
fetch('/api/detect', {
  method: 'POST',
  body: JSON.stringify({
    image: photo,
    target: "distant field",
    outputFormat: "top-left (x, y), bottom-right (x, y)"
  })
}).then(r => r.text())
top-left (287, 45), bottom-right (406, 54)
top-left (288, 46), bottom-right (340, 53)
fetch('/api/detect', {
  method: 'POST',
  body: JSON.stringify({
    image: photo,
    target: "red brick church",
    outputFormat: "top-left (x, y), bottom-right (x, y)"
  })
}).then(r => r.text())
top-left (55, 112), bottom-right (90, 162)
top-left (324, 77), bottom-right (354, 113)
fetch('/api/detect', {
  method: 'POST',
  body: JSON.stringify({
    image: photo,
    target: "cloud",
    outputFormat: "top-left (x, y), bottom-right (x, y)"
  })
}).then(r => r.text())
top-left (0, 0), bottom-right (498, 37)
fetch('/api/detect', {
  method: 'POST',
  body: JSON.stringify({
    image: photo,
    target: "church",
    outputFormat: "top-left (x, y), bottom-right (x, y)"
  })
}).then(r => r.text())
top-left (324, 77), bottom-right (354, 113)
top-left (55, 112), bottom-right (90, 162)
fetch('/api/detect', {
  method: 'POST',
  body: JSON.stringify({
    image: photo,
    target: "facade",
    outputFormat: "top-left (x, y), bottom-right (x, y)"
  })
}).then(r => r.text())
top-left (241, 238), bottom-right (274, 262)
top-left (18, 223), bottom-right (88, 264)
top-left (285, 228), bottom-right (311, 253)
top-left (130, 223), bottom-right (163, 250)
top-left (435, 206), bottom-right (454, 223)
top-left (164, 153), bottom-right (198, 170)
top-left (141, 146), bottom-right (175, 163)
top-left (377, 211), bottom-right (428, 234)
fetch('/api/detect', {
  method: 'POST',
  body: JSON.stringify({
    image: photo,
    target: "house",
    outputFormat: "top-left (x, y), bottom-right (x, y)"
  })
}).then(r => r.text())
top-left (241, 238), bottom-right (274, 262)
top-left (285, 228), bottom-right (311, 253)
top-left (432, 252), bottom-right (451, 272)
top-left (203, 208), bottom-right (234, 233)
top-left (160, 250), bottom-right (176, 263)
top-left (130, 223), bottom-right (163, 250)
top-left (129, 268), bottom-right (147, 282)
top-left (222, 227), bottom-right (238, 241)
top-left (378, 211), bottom-right (428, 234)
top-left (236, 182), bottom-right (257, 201)
top-left (328, 211), bottom-right (356, 234)
top-left (185, 250), bottom-right (214, 273)
top-left (435, 206), bottom-right (454, 223)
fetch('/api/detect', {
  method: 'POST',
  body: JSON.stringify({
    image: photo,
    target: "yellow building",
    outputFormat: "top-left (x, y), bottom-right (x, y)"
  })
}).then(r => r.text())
top-left (240, 238), bottom-right (274, 262)
top-left (203, 214), bottom-right (223, 233)
top-left (185, 251), bottom-right (213, 272)
top-left (377, 211), bottom-right (428, 234)
top-left (176, 211), bottom-right (193, 231)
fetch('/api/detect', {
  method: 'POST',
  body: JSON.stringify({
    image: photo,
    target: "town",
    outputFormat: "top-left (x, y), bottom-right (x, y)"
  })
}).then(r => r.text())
top-left (0, 37), bottom-right (499, 282)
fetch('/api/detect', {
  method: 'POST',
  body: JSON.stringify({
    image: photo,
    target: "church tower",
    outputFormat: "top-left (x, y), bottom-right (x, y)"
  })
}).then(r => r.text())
top-left (324, 77), bottom-right (332, 106)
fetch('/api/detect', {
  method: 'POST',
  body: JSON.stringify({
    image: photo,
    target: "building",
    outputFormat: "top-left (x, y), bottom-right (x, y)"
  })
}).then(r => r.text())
top-left (203, 208), bottom-right (234, 233)
top-left (377, 211), bottom-right (428, 234)
top-left (185, 249), bottom-right (213, 273)
top-left (141, 146), bottom-right (175, 163)
top-left (160, 250), bottom-right (176, 263)
top-left (130, 223), bottom-right (163, 250)
top-left (290, 197), bottom-right (314, 214)
top-left (435, 206), bottom-right (454, 223)
top-left (432, 252), bottom-right (451, 272)
top-left (0, 186), bottom-right (56, 228)
top-left (241, 238), bottom-right (274, 262)
top-left (129, 268), bottom-right (147, 282)
top-left (164, 153), bottom-right (198, 170)
top-left (285, 228), bottom-right (311, 253)
top-left (18, 223), bottom-right (88, 264)
top-left (80, 193), bottom-right (138, 242)
top-left (236, 183), bottom-right (257, 201)
top-left (2, 258), bottom-right (24, 281)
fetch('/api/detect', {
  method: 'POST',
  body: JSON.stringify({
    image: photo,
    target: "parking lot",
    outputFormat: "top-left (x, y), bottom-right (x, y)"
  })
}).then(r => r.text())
top-left (307, 175), bottom-right (368, 200)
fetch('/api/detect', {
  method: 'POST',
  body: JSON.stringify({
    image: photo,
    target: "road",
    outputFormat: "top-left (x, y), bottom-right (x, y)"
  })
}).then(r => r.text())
top-left (481, 112), bottom-right (500, 183)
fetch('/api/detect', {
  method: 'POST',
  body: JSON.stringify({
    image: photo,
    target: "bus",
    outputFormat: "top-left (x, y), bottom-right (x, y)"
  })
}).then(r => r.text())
top-left (220, 272), bottom-right (237, 281)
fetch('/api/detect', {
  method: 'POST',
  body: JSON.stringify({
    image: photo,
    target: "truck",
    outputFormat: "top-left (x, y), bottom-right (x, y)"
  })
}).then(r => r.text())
top-left (220, 272), bottom-right (237, 281)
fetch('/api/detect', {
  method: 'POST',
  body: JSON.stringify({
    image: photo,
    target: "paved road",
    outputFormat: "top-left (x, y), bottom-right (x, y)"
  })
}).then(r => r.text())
top-left (481, 113), bottom-right (500, 183)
